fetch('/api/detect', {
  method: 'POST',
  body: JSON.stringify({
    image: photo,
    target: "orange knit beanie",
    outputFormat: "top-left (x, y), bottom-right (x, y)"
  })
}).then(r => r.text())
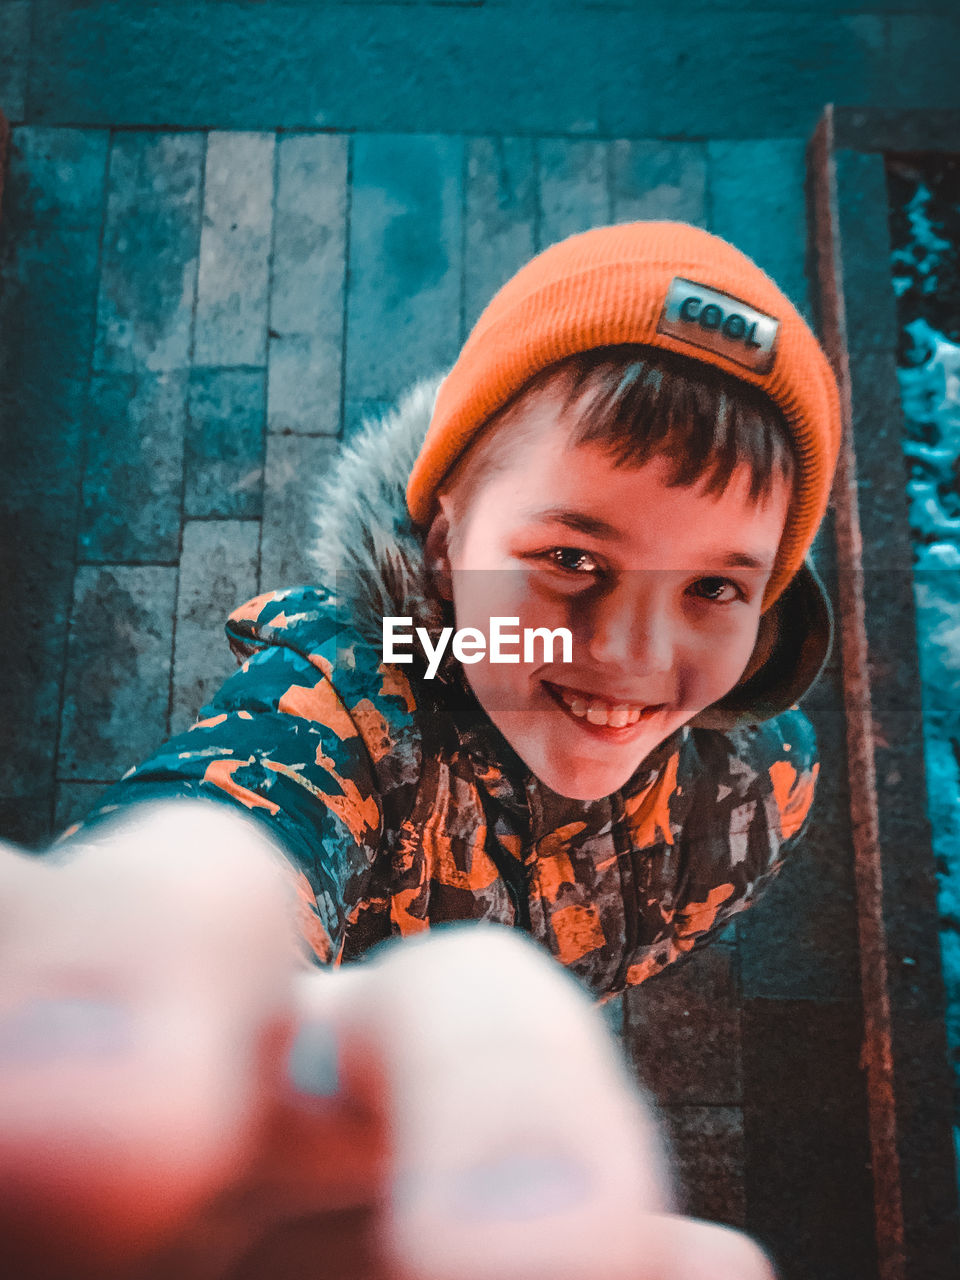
top-left (405, 221), bottom-right (842, 611)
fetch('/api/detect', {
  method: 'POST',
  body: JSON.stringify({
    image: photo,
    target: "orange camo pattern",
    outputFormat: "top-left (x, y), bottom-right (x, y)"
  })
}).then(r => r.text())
top-left (348, 698), bottom-right (395, 763)
top-left (278, 678), bottom-right (357, 740)
top-left (623, 750), bottom-right (679, 848)
top-left (379, 664), bottom-right (416, 713)
top-left (550, 903), bottom-right (607, 966)
top-left (769, 759), bottom-right (820, 840)
top-left (202, 758), bottom-right (281, 815)
top-left (673, 882), bottom-right (737, 951)
top-left (533, 823), bottom-right (587, 905)
top-left (311, 751), bottom-right (380, 843)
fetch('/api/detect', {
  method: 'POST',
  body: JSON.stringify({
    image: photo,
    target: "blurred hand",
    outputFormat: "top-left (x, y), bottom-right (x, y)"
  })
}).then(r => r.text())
top-left (0, 800), bottom-right (775, 1280)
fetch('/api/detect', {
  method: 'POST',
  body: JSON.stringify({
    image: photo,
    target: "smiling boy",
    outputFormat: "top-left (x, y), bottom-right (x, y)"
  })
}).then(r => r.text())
top-left (64, 221), bottom-right (840, 1000)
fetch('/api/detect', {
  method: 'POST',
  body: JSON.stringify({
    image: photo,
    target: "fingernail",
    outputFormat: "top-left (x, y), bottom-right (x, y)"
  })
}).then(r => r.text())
top-left (0, 997), bottom-right (134, 1063)
top-left (287, 1019), bottom-right (340, 1098)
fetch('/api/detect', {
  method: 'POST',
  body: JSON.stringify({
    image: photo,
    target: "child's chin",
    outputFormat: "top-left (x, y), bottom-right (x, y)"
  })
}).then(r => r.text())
top-left (521, 750), bottom-right (641, 802)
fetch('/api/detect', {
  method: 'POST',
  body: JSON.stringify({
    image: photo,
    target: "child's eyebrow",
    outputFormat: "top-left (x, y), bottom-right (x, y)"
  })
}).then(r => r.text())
top-left (521, 506), bottom-right (625, 541)
top-left (717, 551), bottom-right (776, 571)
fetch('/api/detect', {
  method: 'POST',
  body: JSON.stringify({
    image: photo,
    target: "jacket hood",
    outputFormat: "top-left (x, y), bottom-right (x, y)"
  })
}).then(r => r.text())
top-left (308, 374), bottom-right (833, 730)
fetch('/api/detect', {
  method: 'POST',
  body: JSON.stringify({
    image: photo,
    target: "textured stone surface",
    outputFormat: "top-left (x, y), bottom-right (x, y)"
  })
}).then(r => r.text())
top-left (610, 140), bottom-right (707, 226)
top-left (268, 132), bottom-right (348, 435)
top-left (260, 433), bottom-right (339, 590)
top-left (193, 132), bottom-right (275, 369)
top-left (537, 138), bottom-right (610, 248)
top-left (464, 136), bottom-right (537, 334)
top-left (344, 134), bottom-right (463, 434)
top-left (27, 6), bottom-right (904, 138)
top-left (741, 999), bottom-right (876, 1280)
top-left (94, 132), bottom-right (204, 373)
top-left (170, 520), bottom-right (260, 736)
top-left (659, 1105), bottom-right (746, 1228)
top-left (4, 125), bottom-right (109, 228)
top-left (623, 946), bottom-right (742, 1105)
top-left (185, 367), bottom-right (265, 519)
top-left (834, 149), bottom-right (901, 354)
top-left (0, 1), bottom-right (31, 123)
top-left (78, 371), bottom-right (187, 563)
top-left (0, 127), bottom-right (108, 826)
top-left (708, 139), bottom-right (810, 317)
top-left (738, 666), bottom-right (863, 1001)
top-left (58, 566), bottom-right (177, 781)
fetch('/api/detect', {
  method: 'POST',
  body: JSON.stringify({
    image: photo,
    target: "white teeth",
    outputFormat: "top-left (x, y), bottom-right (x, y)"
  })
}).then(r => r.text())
top-left (555, 686), bottom-right (655, 727)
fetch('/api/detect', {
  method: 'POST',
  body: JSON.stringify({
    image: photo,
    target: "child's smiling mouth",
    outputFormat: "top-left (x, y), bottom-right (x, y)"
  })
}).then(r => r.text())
top-left (541, 680), bottom-right (668, 736)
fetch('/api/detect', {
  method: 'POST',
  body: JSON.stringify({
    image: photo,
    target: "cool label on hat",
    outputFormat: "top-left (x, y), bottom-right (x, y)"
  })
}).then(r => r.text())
top-left (657, 277), bottom-right (780, 374)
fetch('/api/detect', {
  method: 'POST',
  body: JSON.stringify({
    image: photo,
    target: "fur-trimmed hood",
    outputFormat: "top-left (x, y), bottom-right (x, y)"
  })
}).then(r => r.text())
top-left (309, 376), bottom-right (833, 728)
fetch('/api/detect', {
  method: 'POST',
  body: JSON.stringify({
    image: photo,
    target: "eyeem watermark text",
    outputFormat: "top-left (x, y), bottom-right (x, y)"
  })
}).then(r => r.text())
top-left (383, 617), bottom-right (573, 680)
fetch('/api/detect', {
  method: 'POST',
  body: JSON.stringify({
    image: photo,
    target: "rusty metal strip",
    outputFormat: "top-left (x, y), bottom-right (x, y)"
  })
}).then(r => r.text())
top-left (808, 104), bottom-right (906, 1280)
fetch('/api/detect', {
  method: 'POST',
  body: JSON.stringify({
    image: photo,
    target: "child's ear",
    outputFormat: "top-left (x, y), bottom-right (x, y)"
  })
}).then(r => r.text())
top-left (423, 503), bottom-right (454, 602)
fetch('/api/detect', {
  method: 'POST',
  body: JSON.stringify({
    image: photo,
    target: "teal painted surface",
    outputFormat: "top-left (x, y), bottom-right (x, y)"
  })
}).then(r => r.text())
top-left (25, 3), bottom-right (947, 138)
top-left (0, 127), bottom-right (109, 840)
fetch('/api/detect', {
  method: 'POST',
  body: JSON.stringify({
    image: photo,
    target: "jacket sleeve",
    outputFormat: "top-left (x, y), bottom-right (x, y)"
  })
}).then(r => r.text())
top-left (674, 707), bottom-right (820, 951)
top-left (58, 589), bottom-right (416, 966)
top-left (622, 707), bottom-right (819, 986)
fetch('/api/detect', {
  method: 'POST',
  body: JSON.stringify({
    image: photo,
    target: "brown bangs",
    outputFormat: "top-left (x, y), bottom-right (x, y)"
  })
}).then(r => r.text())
top-left (544, 346), bottom-right (795, 504)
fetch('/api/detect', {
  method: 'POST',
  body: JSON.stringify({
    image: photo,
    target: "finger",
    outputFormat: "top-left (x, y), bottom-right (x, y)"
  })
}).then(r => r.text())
top-left (0, 802), bottom-right (299, 1273)
top-left (638, 1214), bottom-right (778, 1280)
top-left (330, 925), bottom-right (673, 1280)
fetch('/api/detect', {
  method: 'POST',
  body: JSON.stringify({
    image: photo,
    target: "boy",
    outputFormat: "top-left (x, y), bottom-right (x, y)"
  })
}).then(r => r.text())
top-left (62, 220), bottom-right (840, 1003)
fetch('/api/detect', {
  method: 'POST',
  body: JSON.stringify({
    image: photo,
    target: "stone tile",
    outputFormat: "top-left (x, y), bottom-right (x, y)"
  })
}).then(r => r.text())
top-left (4, 125), bottom-right (110, 229)
top-left (78, 370), bottom-right (187, 564)
top-left (0, 2), bottom-right (31, 123)
top-left (260, 433), bottom-right (339, 591)
top-left (58, 566), bottom-right (178, 781)
top-left (609, 141), bottom-right (707, 227)
top-left (463, 137), bottom-right (536, 334)
top-left (344, 134), bottom-right (463, 432)
top-left (741, 999), bottom-right (876, 1280)
top-left (193, 132), bottom-right (275, 369)
top-left (28, 7), bottom-right (899, 139)
top-left (738, 665), bottom-right (863, 1002)
top-left (622, 946), bottom-right (742, 1106)
top-left (185, 367), bottom-right (265, 519)
top-left (268, 132), bottom-right (347, 435)
top-left (537, 138), bottom-right (610, 249)
top-left (707, 139), bottom-right (810, 318)
top-left (833, 149), bottom-right (900, 354)
top-left (54, 781), bottom-right (110, 836)
top-left (658, 1105), bottom-right (746, 1228)
top-left (93, 131), bottom-right (204, 374)
top-left (170, 520), bottom-right (260, 736)
top-left (0, 131), bottom-right (107, 807)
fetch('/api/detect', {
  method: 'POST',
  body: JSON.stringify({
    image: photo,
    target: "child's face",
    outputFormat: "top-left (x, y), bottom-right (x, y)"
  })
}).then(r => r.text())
top-left (430, 383), bottom-right (791, 801)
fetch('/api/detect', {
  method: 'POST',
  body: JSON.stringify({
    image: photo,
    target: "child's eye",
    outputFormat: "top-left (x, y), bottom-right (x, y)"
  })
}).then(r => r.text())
top-left (689, 576), bottom-right (744, 604)
top-left (545, 546), bottom-right (602, 575)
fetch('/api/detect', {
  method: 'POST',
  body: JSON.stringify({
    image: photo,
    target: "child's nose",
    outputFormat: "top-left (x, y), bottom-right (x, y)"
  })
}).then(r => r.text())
top-left (583, 583), bottom-right (675, 676)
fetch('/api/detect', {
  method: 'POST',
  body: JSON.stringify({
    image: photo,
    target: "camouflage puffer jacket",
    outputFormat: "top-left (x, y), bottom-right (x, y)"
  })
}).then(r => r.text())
top-left (66, 378), bottom-right (832, 1001)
